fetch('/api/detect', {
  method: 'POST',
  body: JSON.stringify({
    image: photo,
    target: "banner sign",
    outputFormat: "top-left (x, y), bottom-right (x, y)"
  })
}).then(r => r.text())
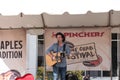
top-left (0, 29), bottom-right (26, 80)
top-left (67, 42), bottom-right (97, 65)
top-left (45, 28), bottom-right (111, 70)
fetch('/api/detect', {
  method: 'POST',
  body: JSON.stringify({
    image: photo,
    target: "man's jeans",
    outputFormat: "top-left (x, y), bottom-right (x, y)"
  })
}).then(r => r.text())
top-left (53, 66), bottom-right (66, 80)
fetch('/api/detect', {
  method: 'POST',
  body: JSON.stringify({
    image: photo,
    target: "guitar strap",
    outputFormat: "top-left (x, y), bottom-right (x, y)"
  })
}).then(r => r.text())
top-left (56, 43), bottom-right (66, 63)
top-left (56, 43), bottom-right (59, 63)
top-left (61, 43), bottom-right (66, 58)
top-left (63, 43), bottom-right (66, 53)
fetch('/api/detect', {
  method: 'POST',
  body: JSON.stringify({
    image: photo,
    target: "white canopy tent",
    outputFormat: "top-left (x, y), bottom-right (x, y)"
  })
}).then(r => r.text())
top-left (0, 10), bottom-right (119, 79)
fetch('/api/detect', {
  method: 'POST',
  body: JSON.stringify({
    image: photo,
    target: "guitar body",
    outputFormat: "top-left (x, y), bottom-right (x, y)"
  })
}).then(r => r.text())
top-left (46, 52), bottom-right (61, 66)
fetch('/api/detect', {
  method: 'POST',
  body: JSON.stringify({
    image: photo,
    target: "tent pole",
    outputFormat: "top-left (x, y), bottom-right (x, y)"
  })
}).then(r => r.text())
top-left (117, 29), bottom-right (120, 80)
top-left (109, 10), bottom-right (113, 80)
top-left (41, 13), bottom-right (46, 80)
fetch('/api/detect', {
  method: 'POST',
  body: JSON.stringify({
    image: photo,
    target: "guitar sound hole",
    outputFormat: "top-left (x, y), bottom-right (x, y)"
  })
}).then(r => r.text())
top-left (61, 53), bottom-right (65, 58)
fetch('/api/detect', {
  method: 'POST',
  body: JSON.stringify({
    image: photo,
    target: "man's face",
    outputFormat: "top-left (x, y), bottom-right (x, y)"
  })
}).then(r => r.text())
top-left (56, 35), bottom-right (63, 42)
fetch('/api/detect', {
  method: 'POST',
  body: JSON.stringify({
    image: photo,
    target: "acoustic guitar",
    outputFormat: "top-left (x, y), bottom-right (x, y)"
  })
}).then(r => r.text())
top-left (46, 52), bottom-right (63, 66)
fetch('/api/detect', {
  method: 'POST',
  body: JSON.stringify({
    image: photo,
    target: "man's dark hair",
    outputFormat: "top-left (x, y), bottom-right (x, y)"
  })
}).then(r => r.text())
top-left (56, 32), bottom-right (65, 42)
top-left (9, 69), bottom-right (21, 80)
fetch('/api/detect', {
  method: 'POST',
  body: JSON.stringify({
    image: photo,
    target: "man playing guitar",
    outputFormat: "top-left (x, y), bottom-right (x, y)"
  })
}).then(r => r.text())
top-left (46, 32), bottom-right (70, 80)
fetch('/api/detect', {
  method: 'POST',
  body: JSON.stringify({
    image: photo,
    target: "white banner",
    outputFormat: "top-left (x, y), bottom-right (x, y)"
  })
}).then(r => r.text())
top-left (45, 28), bottom-right (111, 70)
top-left (0, 29), bottom-right (26, 80)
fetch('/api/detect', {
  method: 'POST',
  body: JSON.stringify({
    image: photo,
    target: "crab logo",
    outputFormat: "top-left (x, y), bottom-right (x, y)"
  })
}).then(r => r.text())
top-left (83, 55), bottom-right (102, 67)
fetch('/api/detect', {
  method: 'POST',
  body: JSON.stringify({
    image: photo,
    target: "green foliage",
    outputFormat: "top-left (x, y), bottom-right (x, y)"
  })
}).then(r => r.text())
top-left (36, 67), bottom-right (84, 80)
top-left (46, 71), bottom-right (53, 80)
top-left (36, 67), bottom-right (44, 79)
top-left (67, 70), bottom-right (84, 80)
